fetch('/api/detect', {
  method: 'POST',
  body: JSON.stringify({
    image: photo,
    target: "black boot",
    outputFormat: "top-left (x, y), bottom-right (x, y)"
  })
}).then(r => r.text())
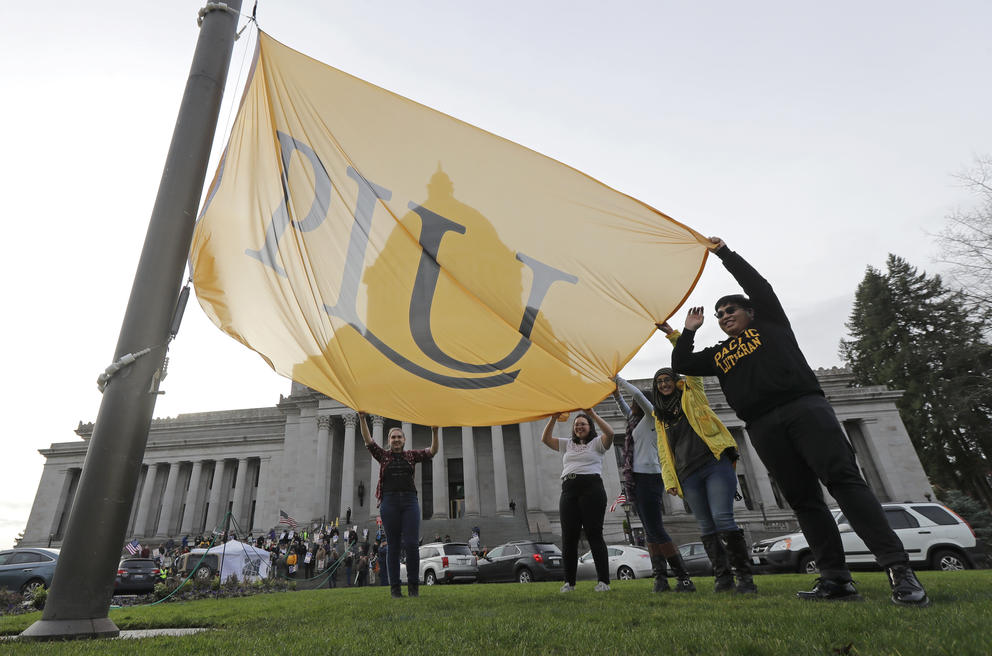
top-left (719, 529), bottom-right (757, 594)
top-left (408, 582), bottom-right (419, 598)
top-left (650, 555), bottom-right (671, 592)
top-left (797, 577), bottom-right (862, 601)
top-left (701, 533), bottom-right (734, 593)
top-left (887, 563), bottom-right (930, 607)
top-left (390, 583), bottom-right (403, 598)
top-left (665, 553), bottom-right (696, 592)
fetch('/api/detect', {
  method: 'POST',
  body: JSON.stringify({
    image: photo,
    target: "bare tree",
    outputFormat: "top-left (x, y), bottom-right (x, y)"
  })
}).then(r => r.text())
top-left (937, 156), bottom-right (992, 312)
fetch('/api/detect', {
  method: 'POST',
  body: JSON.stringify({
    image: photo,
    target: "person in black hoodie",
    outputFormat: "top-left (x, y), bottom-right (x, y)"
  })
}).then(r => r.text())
top-left (671, 236), bottom-right (929, 607)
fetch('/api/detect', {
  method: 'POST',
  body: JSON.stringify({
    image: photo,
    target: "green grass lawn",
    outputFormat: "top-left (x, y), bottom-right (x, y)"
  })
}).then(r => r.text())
top-left (2, 571), bottom-right (990, 655)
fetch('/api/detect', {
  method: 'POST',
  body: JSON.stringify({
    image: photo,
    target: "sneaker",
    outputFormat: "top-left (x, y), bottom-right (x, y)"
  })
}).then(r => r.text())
top-left (887, 564), bottom-right (930, 607)
top-left (796, 577), bottom-right (863, 602)
top-left (593, 581), bottom-right (611, 592)
top-left (559, 583), bottom-right (575, 593)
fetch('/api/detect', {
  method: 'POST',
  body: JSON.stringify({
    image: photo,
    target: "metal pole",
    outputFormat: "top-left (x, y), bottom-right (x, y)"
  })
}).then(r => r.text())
top-left (22, 1), bottom-right (243, 640)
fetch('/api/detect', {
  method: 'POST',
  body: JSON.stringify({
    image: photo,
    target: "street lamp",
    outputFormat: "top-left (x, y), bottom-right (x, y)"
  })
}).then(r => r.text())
top-left (621, 501), bottom-right (633, 545)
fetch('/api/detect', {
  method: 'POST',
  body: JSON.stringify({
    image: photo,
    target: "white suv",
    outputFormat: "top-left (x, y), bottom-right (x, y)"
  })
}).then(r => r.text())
top-left (398, 542), bottom-right (478, 585)
top-left (750, 502), bottom-right (980, 573)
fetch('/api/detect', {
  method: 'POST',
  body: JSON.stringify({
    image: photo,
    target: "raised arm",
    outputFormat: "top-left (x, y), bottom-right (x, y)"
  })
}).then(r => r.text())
top-left (671, 308), bottom-right (719, 376)
top-left (711, 237), bottom-right (788, 325)
top-left (357, 412), bottom-right (373, 446)
top-left (587, 408), bottom-right (614, 450)
top-left (540, 415), bottom-right (560, 451)
top-left (611, 384), bottom-right (632, 420)
top-left (429, 426), bottom-right (439, 456)
top-left (614, 375), bottom-right (653, 416)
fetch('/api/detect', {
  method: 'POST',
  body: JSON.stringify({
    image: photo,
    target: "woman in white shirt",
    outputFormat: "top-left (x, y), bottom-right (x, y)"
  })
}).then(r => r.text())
top-left (541, 409), bottom-right (615, 592)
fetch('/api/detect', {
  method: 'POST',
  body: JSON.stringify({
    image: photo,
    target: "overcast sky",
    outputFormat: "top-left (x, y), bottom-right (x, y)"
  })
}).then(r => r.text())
top-left (1, 1), bottom-right (989, 548)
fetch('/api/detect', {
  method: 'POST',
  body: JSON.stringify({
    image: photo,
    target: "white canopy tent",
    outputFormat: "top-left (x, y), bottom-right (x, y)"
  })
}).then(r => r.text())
top-left (206, 539), bottom-right (271, 581)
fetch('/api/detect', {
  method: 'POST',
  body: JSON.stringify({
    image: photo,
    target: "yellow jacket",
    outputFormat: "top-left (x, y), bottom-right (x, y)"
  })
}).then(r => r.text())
top-left (654, 331), bottom-right (737, 497)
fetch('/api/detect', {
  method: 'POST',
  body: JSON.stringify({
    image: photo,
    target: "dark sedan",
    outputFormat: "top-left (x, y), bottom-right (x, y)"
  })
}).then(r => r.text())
top-left (678, 542), bottom-right (714, 577)
top-left (0, 547), bottom-right (59, 595)
top-left (114, 558), bottom-right (160, 593)
top-left (477, 541), bottom-right (564, 583)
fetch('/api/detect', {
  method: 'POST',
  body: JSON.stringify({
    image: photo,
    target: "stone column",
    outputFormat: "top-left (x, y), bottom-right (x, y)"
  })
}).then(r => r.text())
top-left (431, 426), bottom-right (449, 519)
top-left (340, 413), bottom-right (357, 519)
top-left (462, 426), bottom-right (481, 516)
top-left (739, 428), bottom-right (777, 510)
top-left (180, 460), bottom-right (204, 535)
top-left (370, 416), bottom-right (384, 509)
top-left (133, 462), bottom-right (159, 537)
top-left (403, 422), bottom-right (420, 496)
top-left (155, 462), bottom-right (182, 537)
top-left (517, 421), bottom-right (542, 510)
top-left (204, 460), bottom-right (225, 533)
top-left (253, 457), bottom-right (273, 533)
top-left (316, 415), bottom-right (332, 521)
top-left (491, 425), bottom-right (511, 514)
top-left (231, 457), bottom-right (250, 531)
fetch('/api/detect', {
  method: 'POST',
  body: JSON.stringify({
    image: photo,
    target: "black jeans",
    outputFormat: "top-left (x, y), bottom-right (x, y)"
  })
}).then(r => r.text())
top-left (560, 474), bottom-right (609, 585)
top-left (746, 395), bottom-right (907, 579)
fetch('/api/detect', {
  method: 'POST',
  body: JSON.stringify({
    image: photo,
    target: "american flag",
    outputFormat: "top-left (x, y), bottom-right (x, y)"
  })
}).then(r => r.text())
top-left (609, 492), bottom-right (627, 513)
top-left (279, 509), bottom-right (298, 529)
top-left (124, 539), bottom-right (140, 555)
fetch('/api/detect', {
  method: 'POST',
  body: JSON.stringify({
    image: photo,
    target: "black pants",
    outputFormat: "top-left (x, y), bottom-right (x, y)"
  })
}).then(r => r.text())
top-left (747, 395), bottom-right (907, 579)
top-left (560, 474), bottom-right (609, 585)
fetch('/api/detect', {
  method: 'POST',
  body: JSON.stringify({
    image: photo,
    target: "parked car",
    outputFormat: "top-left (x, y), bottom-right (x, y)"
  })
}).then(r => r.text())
top-left (576, 545), bottom-right (652, 581)
top-left (0, 547), bottom-right (60, 595)
top-left (175, 549), bottom-right (221, 580)
top-left (678, 542), bottom-right (715, 577)
top-left (114, 558), bottom-right (160, 593)
top-left (477, 541), bottom-right (564, 583)
top-left (397, 542), bottom-right (478, 585)
top-left (751, 502), bottom-right (980, 573)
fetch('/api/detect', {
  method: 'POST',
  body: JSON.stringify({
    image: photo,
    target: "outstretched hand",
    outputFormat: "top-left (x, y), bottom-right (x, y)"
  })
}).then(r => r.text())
top-left (707, 236), bottom-right (726, 251)
top-left (684, 306), bottom-right (705, 331)
top-left (655, 321), bottom-right (674, 335)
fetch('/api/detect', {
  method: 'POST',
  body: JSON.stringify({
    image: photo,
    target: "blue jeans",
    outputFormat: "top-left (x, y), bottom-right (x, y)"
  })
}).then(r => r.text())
top-left (632, 472), bottom-right (673, 544)
top-left (380, 492), bottom-right (421, 586)
top-left (680, 454), bottom-right (739, 536)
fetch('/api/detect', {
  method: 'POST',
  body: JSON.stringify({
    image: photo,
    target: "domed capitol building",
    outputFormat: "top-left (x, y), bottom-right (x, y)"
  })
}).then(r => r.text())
top-left (20, 369), bottom-right (932, 549)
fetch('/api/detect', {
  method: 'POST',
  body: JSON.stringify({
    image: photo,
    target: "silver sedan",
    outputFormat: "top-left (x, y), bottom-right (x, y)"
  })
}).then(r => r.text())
top-left (576, 545), bottom-right (652, 581)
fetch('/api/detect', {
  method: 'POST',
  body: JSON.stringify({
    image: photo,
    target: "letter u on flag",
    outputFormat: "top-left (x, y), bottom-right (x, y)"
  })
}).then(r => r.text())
top-left (191, 31), bottom-right (711, 426)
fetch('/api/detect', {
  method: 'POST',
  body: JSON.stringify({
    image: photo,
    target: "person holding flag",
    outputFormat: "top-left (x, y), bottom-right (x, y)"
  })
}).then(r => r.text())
top-left (612, 369), bottom-right (697, 593)
top-left (647, 323), bottom-right (753, 594)
top-left (358, 413), bottom-right (438, 598)
top-left (671, 237), bottom-right (929, 606)
top-left (541, 409), bottom-right (614, 592)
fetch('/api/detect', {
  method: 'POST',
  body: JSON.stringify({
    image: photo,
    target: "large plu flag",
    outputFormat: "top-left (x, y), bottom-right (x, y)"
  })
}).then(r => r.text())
top-left (191, 31), bottom-right (710, 426)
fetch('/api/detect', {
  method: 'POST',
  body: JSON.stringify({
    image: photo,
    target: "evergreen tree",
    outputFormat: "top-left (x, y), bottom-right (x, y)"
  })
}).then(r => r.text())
top-left (841, 255), bottom-right (992, 508)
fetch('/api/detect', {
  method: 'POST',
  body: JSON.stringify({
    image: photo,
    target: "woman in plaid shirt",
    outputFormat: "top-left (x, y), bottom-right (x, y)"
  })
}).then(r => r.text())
top-left (358, 412), bottom-right (438, 598)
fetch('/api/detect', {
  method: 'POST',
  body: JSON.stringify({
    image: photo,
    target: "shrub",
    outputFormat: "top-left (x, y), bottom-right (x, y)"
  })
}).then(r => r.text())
top-left (30, 587), bottom-right (47, 610)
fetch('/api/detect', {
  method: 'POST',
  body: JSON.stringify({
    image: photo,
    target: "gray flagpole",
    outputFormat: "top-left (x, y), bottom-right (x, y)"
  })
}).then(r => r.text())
top-left (22, 0), bottom-right (244, 640)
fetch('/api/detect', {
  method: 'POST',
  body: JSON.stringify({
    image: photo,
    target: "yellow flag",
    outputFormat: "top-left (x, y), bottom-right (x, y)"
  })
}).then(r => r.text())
top-left (191, 32), bottom-right (710, 426)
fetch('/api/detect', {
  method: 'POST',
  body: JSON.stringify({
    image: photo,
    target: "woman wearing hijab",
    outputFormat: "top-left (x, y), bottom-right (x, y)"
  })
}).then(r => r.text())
top-left (612, 368), bottom-right (697, 592)
top-left (358, 413), bottom-right (438, 598)
top-left (541, 409), bottom-right (615, 592)
top-left (654, 322), bottom-right (757, 594)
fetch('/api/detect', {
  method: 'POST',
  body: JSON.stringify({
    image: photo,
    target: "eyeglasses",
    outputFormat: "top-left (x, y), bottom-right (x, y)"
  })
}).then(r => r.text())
top-left (714, 305), bottom-right (742, 319)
